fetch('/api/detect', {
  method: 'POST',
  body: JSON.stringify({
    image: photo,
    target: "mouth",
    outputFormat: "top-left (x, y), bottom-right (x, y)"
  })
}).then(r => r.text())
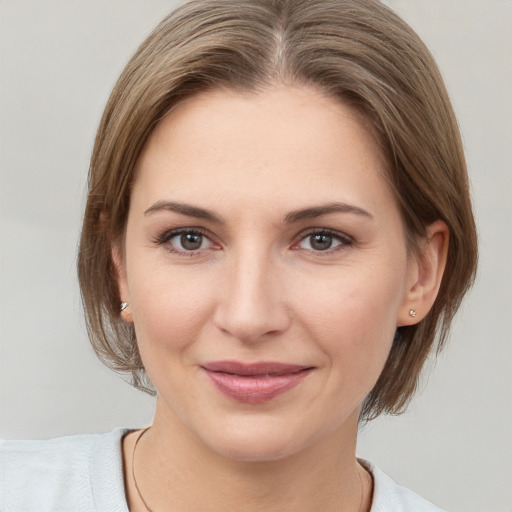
top-left (201, 361), bottom-right (314, 404)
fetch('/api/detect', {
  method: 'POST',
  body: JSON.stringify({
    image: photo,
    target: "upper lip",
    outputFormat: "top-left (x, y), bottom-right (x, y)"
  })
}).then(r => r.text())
top-left (201, 360), bottom-right (312, 376)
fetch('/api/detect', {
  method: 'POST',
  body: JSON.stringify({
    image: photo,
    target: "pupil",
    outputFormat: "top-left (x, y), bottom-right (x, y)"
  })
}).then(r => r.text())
top-left (311, 234), bottom-right (332, 250)
top-left (181, 233), bottom-right (202, 250)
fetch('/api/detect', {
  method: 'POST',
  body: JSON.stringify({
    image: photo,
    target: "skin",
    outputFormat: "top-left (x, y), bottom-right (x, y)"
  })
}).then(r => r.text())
top-left (115, 86), bottom-right (448, 511)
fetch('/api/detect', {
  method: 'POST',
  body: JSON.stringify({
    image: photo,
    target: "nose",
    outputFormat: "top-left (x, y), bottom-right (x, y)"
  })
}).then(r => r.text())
top-left (213, 247), bottom-right (291, 343)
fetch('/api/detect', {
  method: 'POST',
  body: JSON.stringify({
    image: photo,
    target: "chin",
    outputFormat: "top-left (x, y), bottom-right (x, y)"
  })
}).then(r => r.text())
top-left (196, 418), bottom-right (327, 463)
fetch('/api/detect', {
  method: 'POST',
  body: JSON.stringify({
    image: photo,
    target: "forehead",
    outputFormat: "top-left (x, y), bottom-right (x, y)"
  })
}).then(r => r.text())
top-left (133, 86), bottom-right (395, 217)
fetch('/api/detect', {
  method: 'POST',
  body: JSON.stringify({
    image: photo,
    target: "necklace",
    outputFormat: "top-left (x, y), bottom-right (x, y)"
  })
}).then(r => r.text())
top-left (132, 427), bottom-right (367, 512)
top-left (132, 427), bottom-right (154, 512)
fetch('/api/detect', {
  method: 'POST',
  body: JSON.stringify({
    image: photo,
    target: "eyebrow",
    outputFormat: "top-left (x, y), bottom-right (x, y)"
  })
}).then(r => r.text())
top-left (144, 201), bottom-right (224, 223)
top-left (283, 202), bottom-right (373, 223)
top-left (144, 200), bottom-right (372, 224)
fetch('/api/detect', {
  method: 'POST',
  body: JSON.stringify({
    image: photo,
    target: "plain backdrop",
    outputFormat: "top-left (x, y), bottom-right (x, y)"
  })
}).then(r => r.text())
top-left (0, 1), bottom-right (511, 511)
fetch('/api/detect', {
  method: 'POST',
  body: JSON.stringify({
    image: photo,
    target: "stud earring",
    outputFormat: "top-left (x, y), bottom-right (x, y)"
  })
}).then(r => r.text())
top-left (409, 309), bottom-right (417, 318)
top-left (120, 302), bottom-right (133, 322)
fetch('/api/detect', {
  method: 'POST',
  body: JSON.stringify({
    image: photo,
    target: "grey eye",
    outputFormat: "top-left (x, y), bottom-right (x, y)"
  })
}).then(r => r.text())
top-left (165, 231), bottom-right (211, 252)
top-left (309, 233), bottom-right (333, 251)
top-left (296, 231), bottom-right (349, 252)
top-left (180, 233), bottom-right (203, 250)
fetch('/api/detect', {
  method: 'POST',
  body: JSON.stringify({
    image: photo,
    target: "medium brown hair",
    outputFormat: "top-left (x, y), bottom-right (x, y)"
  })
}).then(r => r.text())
top-left (78, 0), bottom-right (477, 421)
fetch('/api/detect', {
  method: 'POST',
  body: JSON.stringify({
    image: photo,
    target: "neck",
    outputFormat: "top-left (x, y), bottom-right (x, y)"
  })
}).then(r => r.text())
top-left (124, 401), bottom-right (370, 512)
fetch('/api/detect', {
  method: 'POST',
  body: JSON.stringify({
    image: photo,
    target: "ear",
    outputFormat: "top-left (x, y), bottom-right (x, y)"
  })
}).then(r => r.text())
top-left (397, 220), bottom-right (449, 326)
top-left (112, 244), bottom-right (133, 323)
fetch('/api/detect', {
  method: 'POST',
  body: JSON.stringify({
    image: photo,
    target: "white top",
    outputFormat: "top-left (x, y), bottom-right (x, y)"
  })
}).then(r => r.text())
top-left (0, 428), bottom-right (445, 511)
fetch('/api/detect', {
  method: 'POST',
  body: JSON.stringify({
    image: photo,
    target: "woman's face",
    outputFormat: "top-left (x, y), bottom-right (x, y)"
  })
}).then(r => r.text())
top-left (117, 86), bottom-right (418, 461)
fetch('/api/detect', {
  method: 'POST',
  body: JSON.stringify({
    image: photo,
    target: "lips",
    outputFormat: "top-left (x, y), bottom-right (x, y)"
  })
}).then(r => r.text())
top-left (201, 361), bottom-right (313, 404)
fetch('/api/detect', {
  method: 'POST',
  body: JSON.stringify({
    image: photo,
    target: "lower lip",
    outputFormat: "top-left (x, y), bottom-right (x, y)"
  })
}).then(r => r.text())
top-left (203, 368), bottom-right (312, 404)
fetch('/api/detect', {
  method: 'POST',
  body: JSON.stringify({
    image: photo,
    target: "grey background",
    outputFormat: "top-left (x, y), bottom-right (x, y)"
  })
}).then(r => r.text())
top-left (1, 1), bottom-right (511, 511)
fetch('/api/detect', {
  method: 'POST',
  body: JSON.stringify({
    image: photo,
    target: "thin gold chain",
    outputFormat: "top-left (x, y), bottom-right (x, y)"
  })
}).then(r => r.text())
top-left (131, 427), bottom-right (366, 512)
top-left (132, 427), bottom-right (153, 512)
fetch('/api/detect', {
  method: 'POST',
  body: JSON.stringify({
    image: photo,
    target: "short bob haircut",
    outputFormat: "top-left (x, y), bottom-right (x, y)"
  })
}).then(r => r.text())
top-left (78, 0), bottom-right (477, 421)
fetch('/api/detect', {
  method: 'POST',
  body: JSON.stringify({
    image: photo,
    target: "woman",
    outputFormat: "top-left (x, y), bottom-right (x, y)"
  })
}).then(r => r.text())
top-left (0, 0), bottom-right (477, 510)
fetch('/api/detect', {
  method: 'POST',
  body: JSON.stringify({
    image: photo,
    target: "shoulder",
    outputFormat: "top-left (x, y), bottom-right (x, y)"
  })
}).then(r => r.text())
top-left (360, 459), bottom-right (446, 512)
top-left (0, 428), bottom-right (131, 512)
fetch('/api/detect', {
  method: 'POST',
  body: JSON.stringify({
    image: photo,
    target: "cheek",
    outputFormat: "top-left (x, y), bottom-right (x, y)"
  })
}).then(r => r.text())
top-left (289, 264), bottom-right (405, 372)
top-left (127, 262), bottom-right (216, 353)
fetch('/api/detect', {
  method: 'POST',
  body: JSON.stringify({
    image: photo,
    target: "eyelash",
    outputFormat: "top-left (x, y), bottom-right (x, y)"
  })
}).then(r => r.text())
top-left (153, 227), bottom-right (215, 256)
top-left (153, 227), bottom-right (353, 256)
top-left (292, 228), bottom-right (353, 254)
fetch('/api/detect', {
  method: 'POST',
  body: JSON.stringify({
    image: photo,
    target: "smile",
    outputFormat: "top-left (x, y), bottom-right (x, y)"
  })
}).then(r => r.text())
top-left (201, 361), bottom-right (314, 404)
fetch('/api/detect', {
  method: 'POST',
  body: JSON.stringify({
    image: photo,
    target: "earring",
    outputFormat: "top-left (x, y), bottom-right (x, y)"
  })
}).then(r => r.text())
top-left (409, 309), bottom-right (417, 318)
top-left (120, 302), bottom-right (133, 322)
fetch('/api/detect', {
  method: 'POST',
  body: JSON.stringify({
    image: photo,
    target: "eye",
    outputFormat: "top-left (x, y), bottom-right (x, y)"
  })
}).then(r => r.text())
top-left (295, 230), bottom-right (352, 252)
top-left (156, 228), bottom-right (216, 254)
top-left (174, 232), bottom-right (207, 251)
